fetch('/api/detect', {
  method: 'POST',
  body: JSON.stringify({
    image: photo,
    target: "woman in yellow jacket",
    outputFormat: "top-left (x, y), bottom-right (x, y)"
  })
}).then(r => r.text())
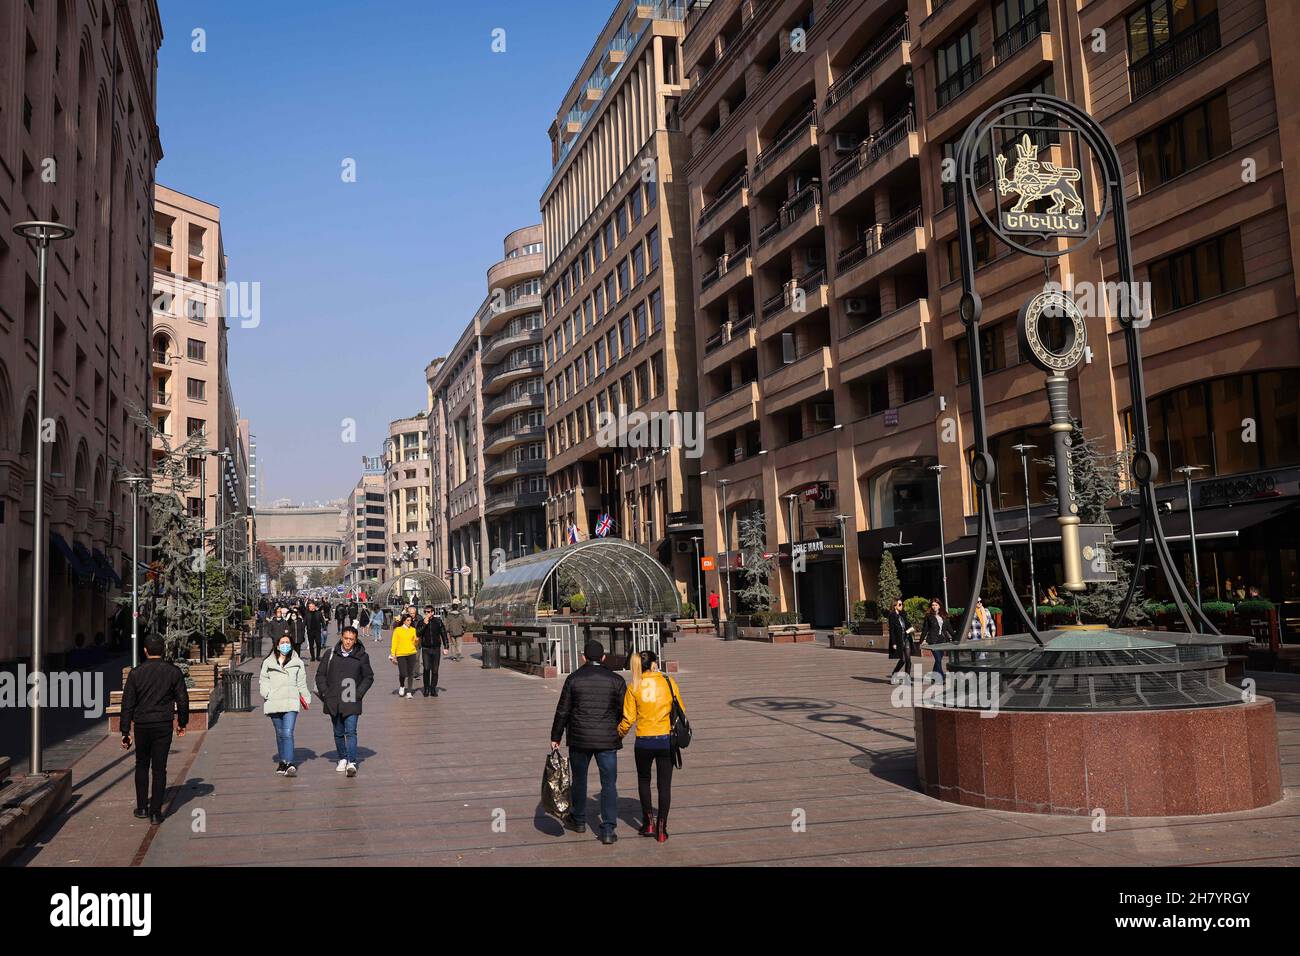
top-left (388, 613), bottom-right (420, 699)
top-left (618, 649), bottom-right (684, 843)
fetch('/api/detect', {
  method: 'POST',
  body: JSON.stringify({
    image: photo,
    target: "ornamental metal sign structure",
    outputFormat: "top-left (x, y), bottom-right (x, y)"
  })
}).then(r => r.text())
top-left (952, 93), bottom-right (1219, 647)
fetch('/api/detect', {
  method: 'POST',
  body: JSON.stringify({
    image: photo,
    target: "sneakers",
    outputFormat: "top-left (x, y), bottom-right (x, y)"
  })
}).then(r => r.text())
top-left (345, 762), bottom-right (357, 777)
top-left (284, 764), bottom-right (298, 777)
top-left (336, 759), bottom-right (348, 773)
top-left (599, 831), bottom-right (618, 845)
top-left (397, 688), bottom-right (405, 697)
top-left (275, 761), bottom-right (289, 775)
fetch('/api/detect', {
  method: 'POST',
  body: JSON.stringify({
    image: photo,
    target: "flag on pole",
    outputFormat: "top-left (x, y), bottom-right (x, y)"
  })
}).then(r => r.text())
top-left (567, 524), bottom-right (581, 544)
top-left (595, 513), bottom-right (614, 537)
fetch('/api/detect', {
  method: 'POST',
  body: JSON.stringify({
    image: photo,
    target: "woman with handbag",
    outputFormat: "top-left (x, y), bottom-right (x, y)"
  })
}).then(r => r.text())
top-left (258, 635), bottom-right (312, 776)
top-left (618, 650), bottom-right (686, 843)
top-left (888, 598), bottom-right (917, 683)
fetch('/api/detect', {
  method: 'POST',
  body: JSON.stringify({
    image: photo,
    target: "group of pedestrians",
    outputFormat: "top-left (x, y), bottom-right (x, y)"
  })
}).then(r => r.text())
top-left (888, 595), bottom-right (995, 683)
top-left (549, 640), bottom-right (686, 845)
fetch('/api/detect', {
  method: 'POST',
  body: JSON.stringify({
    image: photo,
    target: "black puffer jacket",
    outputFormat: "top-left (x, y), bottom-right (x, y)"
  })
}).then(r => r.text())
top-left (120, 658), bottom-right (190, 734)
top-left (315, 641), bottom-right (375, 718)
top-left (550, 663), bottom-right (627, 751)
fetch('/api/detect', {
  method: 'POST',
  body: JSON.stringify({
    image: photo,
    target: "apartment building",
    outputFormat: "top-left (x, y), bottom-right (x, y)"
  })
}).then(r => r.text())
top-left (682, 0), bottom-right (1300, 632)
top-left (256, 505), bottom-right (343, 591)
top-left (342, 469), bottom-right (386, 587)
top-left (0, 0), bottom-right (164, 663)
top-left (151, 186), bottom-right (248, 560)
top-left (384, 413), bottom-right (433, 577)
top-left (539, 0), bottom-right (703, 600)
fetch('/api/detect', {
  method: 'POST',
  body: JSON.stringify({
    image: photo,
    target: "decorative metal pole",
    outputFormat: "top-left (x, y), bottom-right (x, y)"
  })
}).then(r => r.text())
top-left (691, 535), bottom-right (704, 617)
top-left (119, 475), bottom-right (148, 669)
top-left (718, 478), bottom-right (732, 622)
top-left (14, 221), bottom-right (75, 777)
top-left (1176, 465), bottom-right (1205, 608)
top-left (835, 514), bottom-right (852, 629)
top-left (929, 464), bottom-right (949, 613)
top-left (1012, 443), bottom-right (1037, 629)
top-left (785, 493), bottom-right (801, 624)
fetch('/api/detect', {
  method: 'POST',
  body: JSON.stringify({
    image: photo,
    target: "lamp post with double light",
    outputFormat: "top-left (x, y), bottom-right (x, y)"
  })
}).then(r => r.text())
top-left (929, 464), bottom-right (950, 613)
top-left (717, 477), bottom-right (732, 623)
top-left (1175, 465), bottom-right (1206, 607)
top-left (785, 492), bottom-right (801, 624)
top-left (118, 475), bottom-right (149, 669)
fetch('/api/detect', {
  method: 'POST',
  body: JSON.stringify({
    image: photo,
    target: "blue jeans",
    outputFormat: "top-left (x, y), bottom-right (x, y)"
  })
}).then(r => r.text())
top-left (269, 711), bottom-right (297, 764)
top-left (931, 649), bottom-right (946, 678)
top-left (568, 748), bottom-right (618, 836)
top-left (331, 713), bottom-right (359, 763)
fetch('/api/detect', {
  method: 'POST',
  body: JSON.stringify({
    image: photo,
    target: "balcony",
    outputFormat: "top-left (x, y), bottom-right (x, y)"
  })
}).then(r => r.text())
top-left (763, 346), bottom-right (832, 416)
top-left (827, 111), bottom-right (917, 209)
top-left (1129, 14), bottom-right (1220, 100)
top-left (697, 170), bottom-right (749, 242)
top-left (934, 55), bottom-right (981, 112)
top-left (484, 423), bottom-right (544, 456)
top-left (751, 109), bottom-right (818, 194)
top-left (755, 184), bottom-right (822, 263)
top-left (822, 17), bottom-right (910, 130)
top-left (481, 326), bottom-right (541, 365)
top-left (485, 457), bottom-right (545, 486)
top-left (151, 392), bottom-right (171, 410)
top-left (704, 380), bottom-right (760, 434)
top-left (485, 490), bottom-right (548, 516)
top-left (834, 207), bottom-right (923, 289)
top-left (153, 230), bottom-right (172, 249)
top-left (483, 292), bottom-right (543, 335)
top-left (760, 269), bottom-right (828, 338)
top-left (483, 389), bottom-right (543, 425)
top-left (152, 350), bottom-right (171, 368)
top-left (993, 4), bottom-right (1049, 63)
top-left (851, 393), bottom-right (937, 450)
top-left (702, 313), bottom-right (757, 374)
top-left (603, 34), bottom-right (632, 72)
top-left (699, 244), bottom-right (751, 308)
top-left (838, 298), bottom-right (930, 384)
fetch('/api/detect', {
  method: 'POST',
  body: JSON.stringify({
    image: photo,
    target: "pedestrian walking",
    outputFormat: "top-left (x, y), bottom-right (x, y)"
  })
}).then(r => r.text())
top-left (316, 625), bottom-right (374, 776)
top-left (708, 590), bottom-right (721, 636)
top-left (417, 605), bottom-right (448, 697)
top-left (969, 596), bottom-right (996, 641)
top-left (549, 639), bottom-right (626, 845)
top-left (334, 602), bottom-right (346, 635)
top-left (618, 650), bottom-right (685, 843)
top-left (888, 598), bottom-right (916, 683)
top-left (304, 600), bottom-right (326, 662)
top-left (358, 603), bottom-right (371, 641)
top-left (920, 597), bottom-right (954, 682)
top-left (259, 633), bottom-right (311, 776)
top-left (120, 638), bottom-right (189, 824)
top-left (389, 613), bottom-right (420, 698)
top-left (445, 601), bottom-right (467, 661)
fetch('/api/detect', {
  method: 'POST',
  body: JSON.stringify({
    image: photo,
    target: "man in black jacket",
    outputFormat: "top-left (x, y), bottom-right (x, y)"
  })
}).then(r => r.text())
top-left (549, 640), bottom-right (626, 844)
top-left (120, 638), bottom-right (189, 824)
top-left (416, 605), bottom-right (448, 697)
top-left (316, 626), bottom-right (375, 776)
top-left (304, 601), bottom-right (326, 661)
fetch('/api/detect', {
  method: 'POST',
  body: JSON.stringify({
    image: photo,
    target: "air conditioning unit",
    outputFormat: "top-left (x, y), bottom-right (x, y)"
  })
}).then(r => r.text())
top-left (833, 132), bottom-right (860, 154)
top-left (675, 540), bottom-right (693, 554)
top-left (733, 447), bottom-right (745, 462)
top-left (814, 402), bottom-right (835, 423)
top-left (843, 297), bottom-right (871, 315)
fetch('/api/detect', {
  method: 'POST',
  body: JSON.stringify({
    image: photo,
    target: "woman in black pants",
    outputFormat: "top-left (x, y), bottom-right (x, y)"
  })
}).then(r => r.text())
top-left (888, 598), bottom-right (917, 682)
top-left (920, 598), bottom-right (954, 682)
top-left (618, 650), bottom-right (686, 843)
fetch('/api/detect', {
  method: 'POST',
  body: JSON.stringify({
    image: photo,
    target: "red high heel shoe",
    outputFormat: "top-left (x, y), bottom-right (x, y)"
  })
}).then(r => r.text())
top-left (655, 818), bottom-right (669, 843)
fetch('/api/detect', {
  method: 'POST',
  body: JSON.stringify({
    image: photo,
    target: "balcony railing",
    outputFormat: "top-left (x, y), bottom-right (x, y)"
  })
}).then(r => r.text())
top-left (486, 423), bottom-right (544, 448)
top-left (485, 458), bottom-right (545, 483)
top-left (153, 230), bottom-right (172, 248)
top-left (993, 4), bottom-right (1049, 62)
top-left (704, 312), bottom-right (755, 354)
top-left (836, 206), bottom-right (922, 274)
top-left (698, 170), bottom-right (748, 227)
top-left (935, 55), bottom-right (981, 109)
top-left (1129, 14), bottom-right (1220, 99)
top-left (758, 183), bottom-right (821, 247)
top-left (484, 389), bottom-right (543, 418)
top-left (828, 110), bottom-right (915, 193)
top-left (701, 243), bottom-right (750, 290)
top-left (762, 269), bottom-right (824, 320)
top-left (752, 108), bottom-right (817, 177)
top-left (824, 16), bottom-right (909, 112)
top-left (152, 350), bottom-right (170, 365)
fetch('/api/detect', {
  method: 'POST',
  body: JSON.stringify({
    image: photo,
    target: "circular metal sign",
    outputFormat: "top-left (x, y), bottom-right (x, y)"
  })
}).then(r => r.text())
top-left (1018, 290), bottom-right (1087, 373)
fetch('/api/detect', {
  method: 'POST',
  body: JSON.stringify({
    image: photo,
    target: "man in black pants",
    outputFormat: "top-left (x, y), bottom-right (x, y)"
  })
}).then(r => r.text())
top-left (416, 605), bottom-right (448, 697)
top-left (120, 638), bottom-right (189, 825)
top-left (304, 600), bottom-right (326, 661)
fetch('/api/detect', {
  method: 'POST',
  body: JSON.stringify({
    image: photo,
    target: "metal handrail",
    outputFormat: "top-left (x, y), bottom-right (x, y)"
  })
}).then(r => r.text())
top-left (829, 111), bottom-right (915, 193)
top-left (824, 17), bottom-right (909, 111)
top-left (698, 170), bottom-right (748, 225)
top-left (753, 108), bottom-right (817, 176)
top-left (935, 55), bottom-right (981, 109)
top-left (836, 206), bottom-right (921, 274)
top-left (1129, 14), bottom-right (1220, 99)
top-left (993, 4), bottom-right (1049, 62)
top-left (704, 312), bottom-right (755, 354)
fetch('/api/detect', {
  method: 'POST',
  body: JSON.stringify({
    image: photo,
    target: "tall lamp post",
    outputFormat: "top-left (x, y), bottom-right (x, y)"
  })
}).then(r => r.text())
top-left (785, 493), bottom-right (801, 625)
top-left (929, 464), bottom-right (950, 613)
top-left (835, 514), bottom-right (853, 629)
top-left (119, 475), bottom-right (148, 669)
top-left (1175, 465), bottom-right (1205, 607)
top-left (717, 478), bottom-right (732, 624)
top-left (1011, 443), bottom-right (1037, 629)
top-left (690, 535), bottom-right (704, 616)
top-left (15, 220), bottom-right (75, 777)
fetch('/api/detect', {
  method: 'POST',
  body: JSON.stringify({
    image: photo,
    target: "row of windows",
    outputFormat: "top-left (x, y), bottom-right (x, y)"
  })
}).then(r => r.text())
top-left (546, 288), bottom-right (664, 412)
top-left (547, 351), bottom-right (667, 458)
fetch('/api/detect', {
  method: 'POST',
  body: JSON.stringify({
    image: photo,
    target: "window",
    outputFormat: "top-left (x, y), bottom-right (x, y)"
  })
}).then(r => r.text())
top-left (993, 0), bottom-right (1048, 60)
top-left (647, 226), bottom-right (661, 270)
top-left (616, 203), bottom-right (629, 241)
top-left (941, 136), bottom-right (991, 207)
top-left (188, 497), bottom-right (203, 519)
top-left (596, 337), bottom-right (607, 373)
top-left (617, 258), bottom-right (631, 299)
top-left (619, 314), bottom-right (632, 354)
top-left (650, 289), bottom-right (664, 332)
top-left (186, 378), bottom-right (206, 400)
top-left (186, 457), bottom-right (204, 479)
top-left (632, 244), bottom-right (646, 285)
top-left (1136, 92), bottom-right (1230, 190)
top-left (1127, 0), bottom-right (1220, 97)
top-left (187, 338), bottom-right (205, 361)
top-left (606, 328), bottom-right (618, 364)
top-left (634, 302), bottom-right (648, 343)
top-left (1148, 229), bottom-right (1244, 315)
top-left (631, 188), bottom-right (643, 225)
top-left (935, 22), bottom-right (981, 109)
top-left (651, 352), bottom-right (666, 397)
top-left (955, 325), bottom-right (1006, 384)
top-left (594, 283), bottom-right (605, 321)
top-left (187, 417), bottom-right (206, 438)
top-left (645, 180), bottom-right (658, 210)
top-left (945, 223), bottom-right (998, 281)
top-left (635, 364), bottom-right (649, 407)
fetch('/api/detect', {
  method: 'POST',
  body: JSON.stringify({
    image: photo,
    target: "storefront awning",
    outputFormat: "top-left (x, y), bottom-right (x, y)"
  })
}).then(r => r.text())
top-left (900, 516), bottom-right (1064, 565)
top-left (51, 533), bottom-right (96, 579)
top-left (92, 548), bottom-right (123, 588)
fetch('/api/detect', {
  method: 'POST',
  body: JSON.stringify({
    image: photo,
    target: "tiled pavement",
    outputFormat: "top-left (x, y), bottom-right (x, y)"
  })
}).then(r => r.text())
top-left (14, 635), bottom-right (1300, 866)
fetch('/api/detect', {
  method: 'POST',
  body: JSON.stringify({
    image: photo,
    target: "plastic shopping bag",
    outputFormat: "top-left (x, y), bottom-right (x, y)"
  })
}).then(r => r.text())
top-left (540, 749), bottom-right (572, 818)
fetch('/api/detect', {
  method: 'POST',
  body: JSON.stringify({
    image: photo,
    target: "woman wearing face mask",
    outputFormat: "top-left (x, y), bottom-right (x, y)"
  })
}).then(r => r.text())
top-left (259, 633), bottom-right (311, 776)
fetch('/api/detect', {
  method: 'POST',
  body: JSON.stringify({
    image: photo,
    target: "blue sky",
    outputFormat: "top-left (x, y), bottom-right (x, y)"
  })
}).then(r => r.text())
top-left (155, 0), bottom-right (614, 504)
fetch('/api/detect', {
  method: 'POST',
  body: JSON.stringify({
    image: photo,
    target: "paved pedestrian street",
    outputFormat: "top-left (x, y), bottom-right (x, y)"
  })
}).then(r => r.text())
top-left (15, 636), bottom-right (1300, 867)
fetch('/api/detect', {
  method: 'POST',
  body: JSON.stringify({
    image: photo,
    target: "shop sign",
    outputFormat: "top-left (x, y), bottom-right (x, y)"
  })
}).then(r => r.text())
top-left (1198, 474), bottom-right (1277, 507)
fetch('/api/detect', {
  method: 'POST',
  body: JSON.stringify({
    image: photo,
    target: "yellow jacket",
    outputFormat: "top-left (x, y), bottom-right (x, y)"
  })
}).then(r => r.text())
top-left (618, 671), bottom-right (684, 738)
top-left (390, 625), bottom-right (418, 657)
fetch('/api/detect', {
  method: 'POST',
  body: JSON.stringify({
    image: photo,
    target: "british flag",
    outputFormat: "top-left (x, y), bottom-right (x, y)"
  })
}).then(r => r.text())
top-left (566, 524), bottom-right (581, 544)
top-left (595, 513), bottom-right (614, 537)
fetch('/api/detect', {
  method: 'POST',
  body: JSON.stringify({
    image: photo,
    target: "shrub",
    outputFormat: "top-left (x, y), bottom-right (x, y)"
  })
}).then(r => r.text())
top-left (1202, 600), bottom-right (1234, 618)
top-left (903, 597), bottom-right (930, 633)
top-left (568, 592), bottom-right (588, 612)
top-left (537, 601), bottom-right (551, 612)
top-left (1235, 598), bottom-right (1275, 614)
top-left (680, 600), bottom-right (696, 618)
top-left (751, 610), bottom-right (799, 627)
top-left (852, 599), bottom-right (878, 623)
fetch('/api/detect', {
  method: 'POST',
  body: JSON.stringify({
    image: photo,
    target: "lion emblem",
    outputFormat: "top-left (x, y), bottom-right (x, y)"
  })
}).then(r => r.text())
top-left (996, 134), bottom-right (1083, 216)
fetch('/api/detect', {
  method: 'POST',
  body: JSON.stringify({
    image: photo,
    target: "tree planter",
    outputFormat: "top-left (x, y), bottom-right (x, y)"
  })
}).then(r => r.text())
top-left (675, 617), bottom-right (717, 635)
top-left (738, 623), bottom-right (814, 643)
top-left (107, 662), bottom-right (222, 733)
top-left (850, 620), bottom-right (886, 636)
top-left (829, 631), bottom-right (891, 653)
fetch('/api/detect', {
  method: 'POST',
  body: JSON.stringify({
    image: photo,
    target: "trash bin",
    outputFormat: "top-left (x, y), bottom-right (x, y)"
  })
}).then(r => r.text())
top-left (224, 669), bottom-right (254, 712)
top-left (481, 640), bottom-right (502, 669)
top-left (723, 621), bottom-right (739, 641)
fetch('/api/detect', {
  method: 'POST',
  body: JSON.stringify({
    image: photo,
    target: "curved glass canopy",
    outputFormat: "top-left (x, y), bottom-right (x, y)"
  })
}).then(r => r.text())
top-left (475, 539), bottom-right (681, 624)
top-left (374, 570), bottom-right (453, 607)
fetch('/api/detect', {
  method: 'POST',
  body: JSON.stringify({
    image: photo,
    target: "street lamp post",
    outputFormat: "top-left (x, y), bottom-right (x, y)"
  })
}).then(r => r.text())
top-left (835, 514), bottom-right (853, 629)
top-left (119, 475), bottom-right (148, 669)
top-left (14, 221), bottom-right (75, 778)
top-left (690, 535), bottom-right (704, 616)
top-left (1176, 465), bottom-right (1206, 607)
top-left (1012, 443), bottom-right (1038, 629)
top-left (929, 464), bottom-right (950, 613)
top-left (717, 478), bottom-right (732, 624)
top-left (785, 493), bottom-right (801, 625)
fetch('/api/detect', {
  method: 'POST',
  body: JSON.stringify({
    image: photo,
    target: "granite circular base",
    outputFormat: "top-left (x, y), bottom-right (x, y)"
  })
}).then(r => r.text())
top-left (913, 699), bottom-right (1282, 816)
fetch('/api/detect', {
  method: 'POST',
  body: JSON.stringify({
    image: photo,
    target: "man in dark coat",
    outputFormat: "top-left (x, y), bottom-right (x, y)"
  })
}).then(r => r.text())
top-left (416, 605), bottom-right (448, 697)
top-left (549, 640), bottom-right (627, 844)
top-left (303, 601), bottom-right (326, 662)
top-left (316, 625), bottom-right (375, 776)
top-left (120, 638), bottom-right (189, 824)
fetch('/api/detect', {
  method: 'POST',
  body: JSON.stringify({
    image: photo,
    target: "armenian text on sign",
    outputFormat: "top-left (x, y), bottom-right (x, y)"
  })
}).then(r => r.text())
top-left (995, 134), bottom-right (1085, 237)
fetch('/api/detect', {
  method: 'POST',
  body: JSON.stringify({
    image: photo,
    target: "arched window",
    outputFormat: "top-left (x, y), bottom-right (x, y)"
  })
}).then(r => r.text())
top-left (866, 458), bottom-right (939, 529)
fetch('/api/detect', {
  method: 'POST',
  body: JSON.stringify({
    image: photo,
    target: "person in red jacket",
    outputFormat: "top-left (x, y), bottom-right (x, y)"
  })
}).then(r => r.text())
top-left (708, 590), bottom-right (721, 636)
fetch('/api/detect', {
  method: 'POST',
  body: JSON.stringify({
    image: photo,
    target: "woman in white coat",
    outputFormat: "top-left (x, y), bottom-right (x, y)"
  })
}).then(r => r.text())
top-left (259, 635), bottom-right (311, 776)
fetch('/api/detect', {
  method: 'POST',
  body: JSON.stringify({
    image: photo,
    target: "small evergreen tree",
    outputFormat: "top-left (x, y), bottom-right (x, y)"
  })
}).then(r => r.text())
top-left (736, 510), bottom-right (775, 615)
top-left (876, 550), bottom-right (901, 620)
